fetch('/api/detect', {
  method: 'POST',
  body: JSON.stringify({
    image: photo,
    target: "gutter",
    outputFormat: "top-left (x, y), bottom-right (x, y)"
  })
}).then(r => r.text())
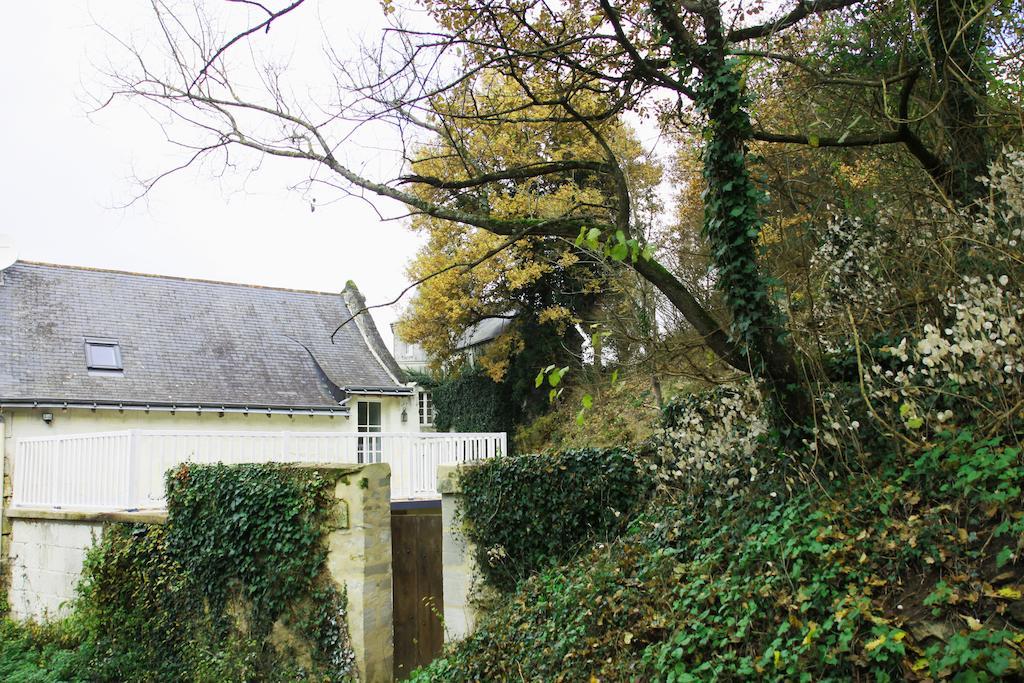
top-left (342, 386), bottom-right (415, 397)
top-left (0, 399), bottom-right (351, 417)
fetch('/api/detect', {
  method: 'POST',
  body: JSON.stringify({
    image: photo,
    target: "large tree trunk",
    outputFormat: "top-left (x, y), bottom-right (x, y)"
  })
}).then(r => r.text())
top-left (924, 0), bottom-right (991, 205)
top-left (641, 0), bottom-right (812, 427)
top-left (697, 56), bottom-right (812, 426)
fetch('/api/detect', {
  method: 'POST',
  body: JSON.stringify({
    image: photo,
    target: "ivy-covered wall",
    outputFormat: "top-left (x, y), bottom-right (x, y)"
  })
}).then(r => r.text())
top-left (431, 372), bottom-right (512, 435)
top-left (74, 463), bottom-right (358, 682)
top-left (456, 448), bottom-right (654, 591)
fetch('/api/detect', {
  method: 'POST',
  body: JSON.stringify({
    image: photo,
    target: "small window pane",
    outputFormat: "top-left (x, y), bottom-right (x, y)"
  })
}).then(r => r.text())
top-left (357, 401), bottom-right (383, 464)
top-left (419, 391), bottom-right (434, 425)
top-left (357, 401), bottom-right (382, 431)
top-left (85, 341), bottom-right (122, 370)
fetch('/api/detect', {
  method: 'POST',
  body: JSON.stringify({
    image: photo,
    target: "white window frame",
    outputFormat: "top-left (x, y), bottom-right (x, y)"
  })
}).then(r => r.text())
top-left (418, 390), bottom-right (434, 426)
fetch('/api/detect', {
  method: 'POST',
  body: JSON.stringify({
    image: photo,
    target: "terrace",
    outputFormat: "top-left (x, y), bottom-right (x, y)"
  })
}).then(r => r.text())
top-left (11, 430), bottom-right (506, 510)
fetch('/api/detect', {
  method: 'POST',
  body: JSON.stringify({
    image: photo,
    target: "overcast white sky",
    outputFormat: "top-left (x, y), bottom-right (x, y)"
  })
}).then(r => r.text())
top-left (1, 1), bottom-right (423, 347)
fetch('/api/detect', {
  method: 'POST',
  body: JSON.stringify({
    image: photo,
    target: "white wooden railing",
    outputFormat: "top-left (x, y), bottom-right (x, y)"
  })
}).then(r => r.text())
top-left (11, 430), bottom-right (506, 510)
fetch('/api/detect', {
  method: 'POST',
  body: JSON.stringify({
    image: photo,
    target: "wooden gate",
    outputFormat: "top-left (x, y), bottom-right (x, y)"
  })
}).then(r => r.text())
top-left (391, 505), bottom-right (444, 680)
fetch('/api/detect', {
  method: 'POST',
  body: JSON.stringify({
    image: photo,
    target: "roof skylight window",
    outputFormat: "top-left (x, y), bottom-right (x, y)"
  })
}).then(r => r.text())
top-left (85, 338), bottom-right (123, 371)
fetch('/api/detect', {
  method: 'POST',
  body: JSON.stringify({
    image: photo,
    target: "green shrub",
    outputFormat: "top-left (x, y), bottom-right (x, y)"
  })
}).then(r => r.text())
top-left (413, 429), bottom-right (1024, 681)
top-left (0, 619), bottom-right (92, 683)
top-left (75, 524), bottom-right (199, 680)
top-left (458, 447), bottom-right (654, 591)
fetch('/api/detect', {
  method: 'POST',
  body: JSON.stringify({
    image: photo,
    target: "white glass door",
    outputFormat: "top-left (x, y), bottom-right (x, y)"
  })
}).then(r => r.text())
top-left (357, 401), bottom-right (382, 463)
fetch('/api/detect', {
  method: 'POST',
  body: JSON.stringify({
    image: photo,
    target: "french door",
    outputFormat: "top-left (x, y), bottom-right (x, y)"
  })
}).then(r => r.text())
top-left (357, 401), bottom-right (382, 463)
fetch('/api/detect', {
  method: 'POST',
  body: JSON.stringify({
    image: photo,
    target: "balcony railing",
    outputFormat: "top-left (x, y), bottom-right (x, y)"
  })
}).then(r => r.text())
top-left (11, 430), bottom-right (506, 510)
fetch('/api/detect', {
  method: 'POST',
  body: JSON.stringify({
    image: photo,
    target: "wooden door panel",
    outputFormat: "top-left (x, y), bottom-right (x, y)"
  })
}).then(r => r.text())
top-left (392, 509), bottom-right (444, 680)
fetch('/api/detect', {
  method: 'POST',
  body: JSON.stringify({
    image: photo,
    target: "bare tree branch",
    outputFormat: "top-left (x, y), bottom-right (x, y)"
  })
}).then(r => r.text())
top-left (189, 0), bottom-right (307, 93)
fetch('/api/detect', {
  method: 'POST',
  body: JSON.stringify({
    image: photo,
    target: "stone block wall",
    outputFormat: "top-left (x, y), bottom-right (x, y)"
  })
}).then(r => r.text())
top-left (323, 462), bottom-right (395, 683)
top-left (437, 464), bottom-right (481, 641)
top-left (6, 518), bottom-right (103, 619)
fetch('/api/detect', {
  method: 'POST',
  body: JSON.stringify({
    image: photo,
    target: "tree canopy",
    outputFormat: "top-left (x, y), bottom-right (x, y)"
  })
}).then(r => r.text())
top-left (102, 0), bottom-right (1024, 431)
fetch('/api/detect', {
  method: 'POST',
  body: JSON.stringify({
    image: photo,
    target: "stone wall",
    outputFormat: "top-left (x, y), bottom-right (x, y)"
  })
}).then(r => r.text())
top-left (5, 509), bottom-right (165, 620)
top-left (7, 517), bottom-right (102, 619)
top-left (323, 462), bottom-right (395, 682)
top-left (437, 464), bottom-right (481, 641)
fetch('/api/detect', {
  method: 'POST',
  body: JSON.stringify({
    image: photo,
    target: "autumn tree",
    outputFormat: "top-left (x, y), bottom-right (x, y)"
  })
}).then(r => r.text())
top-left (104, 0), bottom-right (1023, 429)
top-left (398, 75), bottom-right (662, 386)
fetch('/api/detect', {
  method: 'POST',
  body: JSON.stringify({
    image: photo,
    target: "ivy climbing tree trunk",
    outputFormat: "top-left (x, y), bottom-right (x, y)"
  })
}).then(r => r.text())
top-left (651, 0), bottom-right (811, 426)
top-left (696, 62), bottom-right (810, 425)
top-left (924, 0), bottom-right (992, 206)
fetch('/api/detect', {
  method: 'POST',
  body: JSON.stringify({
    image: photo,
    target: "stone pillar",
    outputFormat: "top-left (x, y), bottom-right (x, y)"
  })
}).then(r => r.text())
top-left (437, 464), bottom-right (480, 641)
top-left (325, 463), bottom-right (394, 683)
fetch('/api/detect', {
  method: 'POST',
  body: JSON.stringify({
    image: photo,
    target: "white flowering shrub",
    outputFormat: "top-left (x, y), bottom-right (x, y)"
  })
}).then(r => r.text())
top-left (808, 151), bottom-right (1023, 333)
top-left (810, 213), bottom-right (901, 320)
top-left (865, 276), bottom-right (1024, 434)
top-left (656, 380), bottom-right (772, 493)
top-left (851, 151), bottom-right (1024, 437)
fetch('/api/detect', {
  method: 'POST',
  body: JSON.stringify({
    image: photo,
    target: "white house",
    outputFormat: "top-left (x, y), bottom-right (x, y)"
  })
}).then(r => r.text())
top-left (392, 317), bottom-right (514, 375)
top-left (0, 259), bottom-right (413, 468)
top-left (0, 260), bottom-right (504, 619)
top-left (390, 322), bottom-right (430, 374)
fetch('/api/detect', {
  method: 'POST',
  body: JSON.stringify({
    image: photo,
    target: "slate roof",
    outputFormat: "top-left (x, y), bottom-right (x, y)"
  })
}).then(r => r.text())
top-left (0, 262), bottom-right (405, 409)
top-left (456, 317), bottom-right (513, 350)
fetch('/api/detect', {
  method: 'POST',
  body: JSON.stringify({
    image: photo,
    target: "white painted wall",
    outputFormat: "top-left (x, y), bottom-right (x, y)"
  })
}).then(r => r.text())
top-left (2, 397), bottom-right (416, 442)
top-left (7, 518), bottom-right (102, 620)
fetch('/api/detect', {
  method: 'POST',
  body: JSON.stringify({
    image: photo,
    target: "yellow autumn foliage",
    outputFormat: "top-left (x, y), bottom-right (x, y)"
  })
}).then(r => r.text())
top-left (397, 73), bottom-right (661, 379)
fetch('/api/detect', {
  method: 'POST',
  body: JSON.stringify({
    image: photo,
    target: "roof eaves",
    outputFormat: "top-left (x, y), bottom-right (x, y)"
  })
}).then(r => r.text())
top-left (0, 398), bottom-right (351, 417)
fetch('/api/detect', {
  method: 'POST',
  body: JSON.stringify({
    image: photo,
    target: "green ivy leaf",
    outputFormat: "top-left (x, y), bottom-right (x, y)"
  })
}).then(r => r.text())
top-left (574, 225), bottom-right (588, 247)
top-left (549, 366), bottom-right (569, 387)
